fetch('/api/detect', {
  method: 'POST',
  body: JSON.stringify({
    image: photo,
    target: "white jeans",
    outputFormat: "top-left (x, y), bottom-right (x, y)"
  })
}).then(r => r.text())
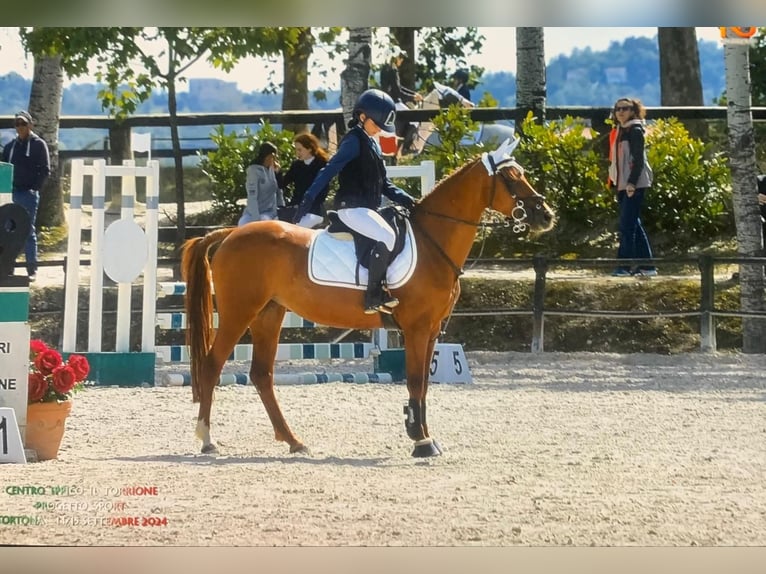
top-left (337, 207), bottom-right (396, 251)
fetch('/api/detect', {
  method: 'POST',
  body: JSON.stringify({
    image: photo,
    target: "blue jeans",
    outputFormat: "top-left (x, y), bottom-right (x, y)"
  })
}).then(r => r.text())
top-left (12, 187), bottom-right (39, 275)
top-left (616, 188), bottom-right (654, 271)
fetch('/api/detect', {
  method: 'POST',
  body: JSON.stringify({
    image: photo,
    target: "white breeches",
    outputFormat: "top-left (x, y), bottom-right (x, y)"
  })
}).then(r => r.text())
top-left (296, 213), bottom-right (324, 229)
top-left (337, 207), bottom-right (396, 251)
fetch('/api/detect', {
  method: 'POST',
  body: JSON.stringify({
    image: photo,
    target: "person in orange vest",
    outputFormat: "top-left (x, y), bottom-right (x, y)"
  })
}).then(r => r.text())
top-left (607, 97), bottom-right (656, 277)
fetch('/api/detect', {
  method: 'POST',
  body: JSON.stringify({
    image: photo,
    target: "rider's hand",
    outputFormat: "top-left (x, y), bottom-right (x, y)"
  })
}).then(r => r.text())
top-left (398, 196), bottom-right (415, 210)
top-left (293, 202), bottom-right (310, 224)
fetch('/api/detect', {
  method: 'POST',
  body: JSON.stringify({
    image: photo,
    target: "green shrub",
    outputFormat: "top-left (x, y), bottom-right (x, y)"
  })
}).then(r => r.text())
top-left (513, 112), bottom-right (610, 251)
top-left (419, 103), bottom-right (484, 181)
top-left (197, 123), bottom-right (295, 220)
top-left (644, 118), bottom-right (733, 252)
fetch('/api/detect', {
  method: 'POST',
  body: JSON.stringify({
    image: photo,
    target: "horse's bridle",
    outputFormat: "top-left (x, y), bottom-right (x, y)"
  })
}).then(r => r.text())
top-left (416, 159), bottom-right (545, 232)
top-left (414, 159), bottom-right (546, 279)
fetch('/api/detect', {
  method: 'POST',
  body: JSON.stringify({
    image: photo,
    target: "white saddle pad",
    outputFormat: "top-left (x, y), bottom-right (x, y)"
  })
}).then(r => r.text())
top-left (307, 221), bottom-right (417, 290)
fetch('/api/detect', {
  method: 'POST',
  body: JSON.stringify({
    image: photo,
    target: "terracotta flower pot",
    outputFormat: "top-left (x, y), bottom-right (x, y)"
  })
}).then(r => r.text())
top-left (25, 401), bottom-right (73, 461)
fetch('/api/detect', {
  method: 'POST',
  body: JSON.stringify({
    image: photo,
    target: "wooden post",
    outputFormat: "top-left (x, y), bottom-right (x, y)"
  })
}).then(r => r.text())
top-left (698, 254), bottom-right (716, 352)
top-left (531, 254), bottom-right (548, 353)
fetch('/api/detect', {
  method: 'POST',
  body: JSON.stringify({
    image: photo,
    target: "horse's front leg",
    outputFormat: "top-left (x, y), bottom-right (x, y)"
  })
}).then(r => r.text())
top-left (249, 305), bottom-right (309, 454)
top-left (402, 331), bottom-right (442, 458)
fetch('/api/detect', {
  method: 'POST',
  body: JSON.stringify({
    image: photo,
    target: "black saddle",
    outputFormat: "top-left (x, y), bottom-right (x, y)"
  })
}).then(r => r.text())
top-left (326, 205), bottom-right (409, 269)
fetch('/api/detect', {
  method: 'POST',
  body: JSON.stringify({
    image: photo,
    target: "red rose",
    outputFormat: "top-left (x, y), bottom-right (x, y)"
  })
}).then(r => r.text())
top-left (66, 354), bottom-right (90, 381)
top-left (28, 372), bottom-right (48, 402)
top-left (52, 365), bottom-right (77, 394)
top-left (34, 349), bottom-right (62, 376)
top-left (30, 339), bottom-right (48, 356)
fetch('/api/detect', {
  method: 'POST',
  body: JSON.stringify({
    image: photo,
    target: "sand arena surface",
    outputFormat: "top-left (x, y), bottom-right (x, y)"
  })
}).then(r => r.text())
top-left (1, 351), bottom-right (764, 546)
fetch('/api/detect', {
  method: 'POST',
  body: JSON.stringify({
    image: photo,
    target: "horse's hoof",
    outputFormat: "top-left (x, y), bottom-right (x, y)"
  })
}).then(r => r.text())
top-left (201, 443), bottom-right (219, 455)
top-left (411, 438), bottom-right (442, 458)
top-left (290, 444), bottom-right (311, 455)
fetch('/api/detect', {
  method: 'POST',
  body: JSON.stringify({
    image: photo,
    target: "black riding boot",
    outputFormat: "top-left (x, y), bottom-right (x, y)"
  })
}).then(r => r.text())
top-left (364, 242), bottom-right (399, 314)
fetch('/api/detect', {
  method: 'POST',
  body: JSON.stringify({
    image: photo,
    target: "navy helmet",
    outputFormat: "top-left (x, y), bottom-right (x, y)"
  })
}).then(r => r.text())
top-left (452, 68), bottom-right (470, 84)
top-left (354, 89), bottom-right (396, 133)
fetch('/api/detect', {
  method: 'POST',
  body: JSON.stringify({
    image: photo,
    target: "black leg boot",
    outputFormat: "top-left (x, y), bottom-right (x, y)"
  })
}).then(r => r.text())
top-left (364, 242), bottom-right (398, 314)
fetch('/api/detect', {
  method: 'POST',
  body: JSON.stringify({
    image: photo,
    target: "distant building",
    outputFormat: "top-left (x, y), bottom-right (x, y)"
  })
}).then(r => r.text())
top-left (566, 68), bottom-right (589, 82)
top-left (187, 78), bottom-right (241, 100)
top-left (604, 66), bottom-right (627, 84)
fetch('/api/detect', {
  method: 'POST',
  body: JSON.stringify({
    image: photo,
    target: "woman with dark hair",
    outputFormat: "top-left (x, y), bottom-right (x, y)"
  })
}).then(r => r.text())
top-left (607, 97), bottom-right (656, 277)
top-left (280, 133), bottom-right (330, 228)
top-left (292, 89), bottom-right (416, 314)
top-left (238, 141), bottom-right (282, 225)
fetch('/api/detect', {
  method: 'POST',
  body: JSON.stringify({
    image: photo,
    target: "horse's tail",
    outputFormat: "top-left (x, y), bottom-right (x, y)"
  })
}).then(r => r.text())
top-left (181, 227), bottom-right (236, 403)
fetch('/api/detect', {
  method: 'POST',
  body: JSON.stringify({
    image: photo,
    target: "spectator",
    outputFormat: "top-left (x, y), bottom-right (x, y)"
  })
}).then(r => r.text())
top-left (292, 89), bottom-right (416, 314)
top-left (379, 50), bottom-right (422, 153)
top-left (450, 69), bottom-right (472, 102)
top-left (1, 110), bottom-right (50, 281)
top-left (238, 142), bottom-right (283, 226)
top-left (607, 97), bottom-right (656, 277)
top-left (280, 133), bottom-right (330, 229)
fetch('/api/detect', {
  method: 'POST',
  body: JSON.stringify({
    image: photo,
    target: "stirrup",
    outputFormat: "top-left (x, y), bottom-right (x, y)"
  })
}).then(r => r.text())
top-left (364, 303), bottom-right (393, 315)
top-left (382, 295), bottom-right (399, 309)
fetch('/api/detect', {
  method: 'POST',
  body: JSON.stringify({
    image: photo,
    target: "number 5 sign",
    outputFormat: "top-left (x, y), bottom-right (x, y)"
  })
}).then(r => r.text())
top-left (429, 343), bottom-right (472, 384)
top-left (719, 27), bottom-right (757, 44)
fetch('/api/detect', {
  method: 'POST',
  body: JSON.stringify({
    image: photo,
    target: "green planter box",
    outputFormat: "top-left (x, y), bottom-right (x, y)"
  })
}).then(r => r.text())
top-left (0, 162), bottom-right (12, 193)
top-left (374, 349), bottom-right (406, 382)
top-left (63, 352), bottom-right (155, 387)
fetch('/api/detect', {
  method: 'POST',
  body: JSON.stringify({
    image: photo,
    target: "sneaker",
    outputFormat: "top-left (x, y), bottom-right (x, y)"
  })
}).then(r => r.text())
top-left (637, 268), bottom-right (658, 277)
top-left (28, 273), bottom-right (36, 282)
top-left (611, 268), bottom-right (631, 277)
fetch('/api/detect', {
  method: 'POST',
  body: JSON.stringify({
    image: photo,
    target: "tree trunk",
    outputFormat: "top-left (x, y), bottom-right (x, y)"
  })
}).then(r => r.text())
top-left (515, 27), bottom-right (546, 128)
top-left (724, 42), bottom-right (766, 353)
top-left (166, 43), bottom-right (185, 250)
top-left (282, 27), bottom-right (312, 134)
top-left (28, 54), bottom-right (64, 228)
top-left (658, 27), bottom-right (708, 140)
top-left (107, 124), bottom-right (130, 211)
top-left (391, 27), bottom-right (417, 90)
top-left (340, 27), bottom-right (372, 132)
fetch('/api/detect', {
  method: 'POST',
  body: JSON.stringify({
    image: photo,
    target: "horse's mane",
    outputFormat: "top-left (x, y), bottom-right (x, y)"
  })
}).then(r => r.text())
top-left (420, 156), bottom-right (481, 205)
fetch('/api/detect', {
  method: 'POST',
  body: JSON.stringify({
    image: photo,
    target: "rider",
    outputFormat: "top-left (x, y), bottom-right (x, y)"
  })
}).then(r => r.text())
top-left (450, 68), bottom-right (472, 103)
top-left (380, 50), bottom-right (423, 153)
top-left (293, 89), bottom-right (416, 314)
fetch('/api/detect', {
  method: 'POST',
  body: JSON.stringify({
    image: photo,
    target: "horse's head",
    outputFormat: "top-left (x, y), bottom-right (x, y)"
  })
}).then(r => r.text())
top-left (481, 138), bottom-right (555, 234)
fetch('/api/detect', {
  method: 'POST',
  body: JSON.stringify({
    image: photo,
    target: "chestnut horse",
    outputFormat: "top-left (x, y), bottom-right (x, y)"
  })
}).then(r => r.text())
top-left (181, 138), bottom-right (555, 457)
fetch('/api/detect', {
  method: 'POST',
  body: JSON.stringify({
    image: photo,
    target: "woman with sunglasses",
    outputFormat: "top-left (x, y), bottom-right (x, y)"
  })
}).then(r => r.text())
top-left (293, 89), bottom-right (416, 314)
top-left (607, 97), bottom-right (656, 277)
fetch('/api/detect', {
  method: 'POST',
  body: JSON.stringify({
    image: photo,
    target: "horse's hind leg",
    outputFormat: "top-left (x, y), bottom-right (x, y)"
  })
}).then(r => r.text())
top-left (249, 302), bottom-right (308, 454)
top-left (196, 319), bottom-right (251, 454)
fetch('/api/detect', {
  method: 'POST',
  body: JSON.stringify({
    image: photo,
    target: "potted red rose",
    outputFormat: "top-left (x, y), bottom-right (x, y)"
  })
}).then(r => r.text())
top-left (25, 339), bottom-right (90, 461)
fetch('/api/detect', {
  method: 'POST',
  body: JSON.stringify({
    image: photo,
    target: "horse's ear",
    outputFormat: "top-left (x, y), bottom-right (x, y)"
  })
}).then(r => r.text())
top-left (487, 137), bottom-right (521, 166)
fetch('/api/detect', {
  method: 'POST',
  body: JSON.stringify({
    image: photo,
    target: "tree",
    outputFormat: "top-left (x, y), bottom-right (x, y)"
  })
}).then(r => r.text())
top-left (515, 27), bottom-right (546, 127)
top-left (724, 39), bottom-right (766, 352)
top-left (22, 27), bottom-right (286, 245)
top-left (658, 27), bottom-right (707, 139)
top-left (279, 27), bottom-right (344, 134)
top-left (408, 28), bottom-right (485, 90)
top-left (340, 28), bottom-right (372, 129)
top-left (27, 53), bottom-right (64, 228)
